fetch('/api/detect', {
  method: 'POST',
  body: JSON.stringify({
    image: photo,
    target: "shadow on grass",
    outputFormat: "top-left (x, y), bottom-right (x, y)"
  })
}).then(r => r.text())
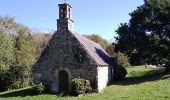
top-left (113, 69), bottom-right (170, 86)
top-left (0, 88), bottom-right (35, 98)
top-left (0, 88), bottom-right (72, 98)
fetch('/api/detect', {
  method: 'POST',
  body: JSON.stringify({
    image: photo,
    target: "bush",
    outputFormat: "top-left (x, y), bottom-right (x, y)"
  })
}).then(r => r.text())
top-left (113, 64), bottom-right (127, 80)
top-left (116, 52), bottom-right (130, 67)
top-left (70, 78), bottom-right (92, 96)
top-left (32, 83), bottom-right (46, 95)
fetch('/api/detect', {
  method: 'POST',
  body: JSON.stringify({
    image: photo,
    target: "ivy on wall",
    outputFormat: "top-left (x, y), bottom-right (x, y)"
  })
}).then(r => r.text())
top-left (72, 45), bottom-right (86, 64)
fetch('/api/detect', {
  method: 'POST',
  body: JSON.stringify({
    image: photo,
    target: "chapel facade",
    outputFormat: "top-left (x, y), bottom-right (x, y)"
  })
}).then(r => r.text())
top-left (33, 2), bottom-right (115, 92)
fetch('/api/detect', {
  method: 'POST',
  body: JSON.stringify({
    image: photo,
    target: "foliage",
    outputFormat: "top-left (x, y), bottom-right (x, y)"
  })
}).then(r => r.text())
top-left (0, 70), bottom-right (11, 91)
top-left (116, 52), bottom-right (131, 67)
top-left (106, 44), bottom-right (130, 67)
top-left (10, 27), bottom-right (36, 89)
top-left (113, 64), bottom-right (127, 80)
top-left (14, 28), bottom-right (36, 67)
top-left (0, 29), bottom-right (15, 91)
top-left (0, 30), bottom-right (15, 71)
top-left (72, 46), bottom-right (86, 64)
top-left (0, 16), bottom-right (17, 32)
top-left (115, 0), bottom-right (170, 72)
top-left (0, 16), bottom-right (36, 90)
top-left (70, 78), bottom-right (92, 96)
top-left (106, 43), bottom-right (116, 57)
top-left (32, 83), bottom-right (46, 95)
top-left (31, 33), bottom-right (52, 58)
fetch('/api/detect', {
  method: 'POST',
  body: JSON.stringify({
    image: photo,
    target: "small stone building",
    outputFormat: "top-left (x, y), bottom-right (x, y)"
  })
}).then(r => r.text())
top-left (33, 2), bottom-right (115, 92)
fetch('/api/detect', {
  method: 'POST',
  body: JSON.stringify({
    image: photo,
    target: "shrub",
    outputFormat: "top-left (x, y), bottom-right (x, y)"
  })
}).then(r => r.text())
top-left (113, 64), bottom-right (127, 80)
top-left (70, 78), bottom-right (92, 96)
top-left (32, 83), bottom-right (46, 95)
top-left (116, 52), bottom-right (130, 67)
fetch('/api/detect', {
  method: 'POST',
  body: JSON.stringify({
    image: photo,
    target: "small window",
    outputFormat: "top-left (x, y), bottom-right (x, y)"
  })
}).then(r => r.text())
top-left (68, 8), bottom-right (71, 18)
top-left (63, 8), bottom-right (66, 18)
top-left (68, 8), bottom-right (70, 13)
top-left (60, 9), bottom-right (63, 13)
top-left (60, 9), bottom-right (63, 18)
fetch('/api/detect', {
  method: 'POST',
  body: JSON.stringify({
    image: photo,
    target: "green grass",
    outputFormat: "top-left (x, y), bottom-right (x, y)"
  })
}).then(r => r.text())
top-left (0, 66), bottom-right (170, 100)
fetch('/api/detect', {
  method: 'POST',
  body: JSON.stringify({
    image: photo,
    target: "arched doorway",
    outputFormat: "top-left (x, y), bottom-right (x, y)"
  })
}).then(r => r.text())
top-left (59, 70), bottom-right (69, 92)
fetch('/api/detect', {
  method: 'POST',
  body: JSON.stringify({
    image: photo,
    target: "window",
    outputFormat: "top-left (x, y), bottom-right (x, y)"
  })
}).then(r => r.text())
top-left (68, 8), bottom-right (71, 18)
top-left (60, 9), bottom-right (63, 18)
top-left (63, 8), bottom-right (66, 18)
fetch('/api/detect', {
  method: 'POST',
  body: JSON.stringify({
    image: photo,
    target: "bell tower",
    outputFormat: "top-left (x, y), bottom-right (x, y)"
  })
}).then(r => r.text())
top-left (57, 2), bottom-right (74, 31)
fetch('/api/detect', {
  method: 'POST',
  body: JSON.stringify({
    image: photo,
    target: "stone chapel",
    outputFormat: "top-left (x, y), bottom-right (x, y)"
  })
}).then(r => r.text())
top-left (33, 2), bottom-right (115, 93)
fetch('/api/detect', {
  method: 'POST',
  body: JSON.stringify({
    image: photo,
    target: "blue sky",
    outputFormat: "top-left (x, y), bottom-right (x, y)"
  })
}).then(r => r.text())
top-left (0, 0), bottom-right (144, 41)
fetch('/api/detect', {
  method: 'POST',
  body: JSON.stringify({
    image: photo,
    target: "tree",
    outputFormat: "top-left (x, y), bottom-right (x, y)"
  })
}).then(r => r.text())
top-left (10, 28), bottom-right (36, 89)
top-left (106, 43), bottom-right (130, 67)
top-left (0, 30), bottom-right (15, 70)
top-left (115, 0), bottom-right (170, 72)
top-left (31, 33), bottom-right (52, 58)
top-left (0, 30), bottom-right (15, 91)
top-left (106, 43), bottom-right (116, 57)
top-left (0, 16), bottom-right (37, 89)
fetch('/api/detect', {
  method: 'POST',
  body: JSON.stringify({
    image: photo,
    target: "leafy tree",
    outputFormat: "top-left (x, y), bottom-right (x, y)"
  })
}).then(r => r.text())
top-left (0, 30), bottom-right (15, 91)
top-left (107, 43), bottom-right (130, 67)
top-left (115, 0), bottom-right (170, 72)
top-left (31, 33), bottom-right (52, 58)
top-left (0, 16), bottom-right (37, 89)
top-left (106, 43), bottom-right (116, 57)
top-left (116, 52), bottom-right (131, 68)
top-left (0, 16), bottom-right (22, 35)
top-left (10, 28), bottom-right (36, 89)
top-left (0, 30), bottom-right (15, 70)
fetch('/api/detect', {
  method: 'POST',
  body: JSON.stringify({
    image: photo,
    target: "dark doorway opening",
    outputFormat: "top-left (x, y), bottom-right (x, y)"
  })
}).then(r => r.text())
top-left (59, 70), bottom-right (69, 92)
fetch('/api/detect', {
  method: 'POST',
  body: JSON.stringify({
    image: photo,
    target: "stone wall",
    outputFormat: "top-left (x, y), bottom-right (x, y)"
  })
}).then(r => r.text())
top-left (33, 30), bottom-right (98, 92)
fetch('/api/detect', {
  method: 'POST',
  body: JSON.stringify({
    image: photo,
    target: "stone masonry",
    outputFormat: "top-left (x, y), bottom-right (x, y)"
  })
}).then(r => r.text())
top-left (33, 2), bottom-right (115, 93)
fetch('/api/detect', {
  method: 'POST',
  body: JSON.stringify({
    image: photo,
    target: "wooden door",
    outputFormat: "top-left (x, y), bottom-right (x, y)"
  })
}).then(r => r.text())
top-left (59, 70), bottom-right (69, 92)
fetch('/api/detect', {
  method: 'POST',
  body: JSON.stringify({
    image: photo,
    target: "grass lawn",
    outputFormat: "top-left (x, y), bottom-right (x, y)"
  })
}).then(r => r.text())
top-left (0, 66), bottom-right (170, 100)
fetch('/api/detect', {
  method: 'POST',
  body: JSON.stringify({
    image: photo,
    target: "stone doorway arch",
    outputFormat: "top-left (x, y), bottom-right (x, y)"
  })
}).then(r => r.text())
top-left (59, 70), bottom-right (69, 92)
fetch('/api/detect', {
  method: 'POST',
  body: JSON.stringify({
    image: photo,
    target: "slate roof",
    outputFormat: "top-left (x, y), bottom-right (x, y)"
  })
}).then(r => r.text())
top-left (71, 31), bottom-right (115, 66)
